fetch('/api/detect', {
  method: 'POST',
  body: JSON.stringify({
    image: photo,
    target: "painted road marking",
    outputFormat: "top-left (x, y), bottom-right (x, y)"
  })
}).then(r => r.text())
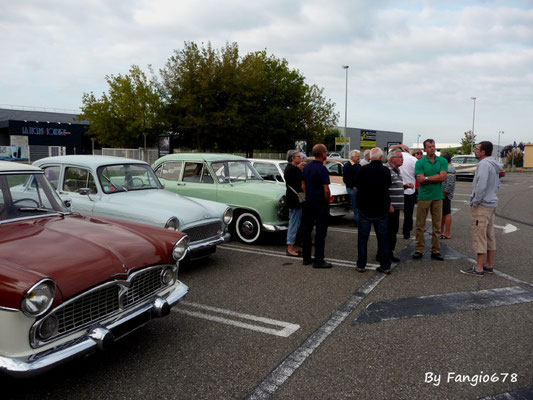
top-left (219, 244), bottom-right (380, 269)
top-left (494, 223), bottom-right (518, 234)
top-left (174, 301), bottom-right (300, 338)
top-left (246, 273), bottom-right (386, 400)
top-left (353, 286), bottom-right (533, 325)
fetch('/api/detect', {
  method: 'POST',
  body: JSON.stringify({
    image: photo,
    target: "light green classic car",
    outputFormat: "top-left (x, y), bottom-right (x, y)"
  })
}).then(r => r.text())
top-left (153, 154), bottom-right (289, 243)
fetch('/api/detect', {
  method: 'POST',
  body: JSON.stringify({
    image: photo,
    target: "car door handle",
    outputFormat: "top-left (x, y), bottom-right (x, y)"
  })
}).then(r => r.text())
top-left (176, 182), bottom-right (186, 186)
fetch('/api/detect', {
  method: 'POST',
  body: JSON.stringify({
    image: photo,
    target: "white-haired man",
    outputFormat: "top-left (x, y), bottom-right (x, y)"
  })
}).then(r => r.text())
top-left (342, 149), bottom-right (361, 226)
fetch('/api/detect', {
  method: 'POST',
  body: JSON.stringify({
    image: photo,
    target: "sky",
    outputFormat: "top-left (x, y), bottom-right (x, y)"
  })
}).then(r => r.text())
top-left (1, 0), bottom-right (532, 148)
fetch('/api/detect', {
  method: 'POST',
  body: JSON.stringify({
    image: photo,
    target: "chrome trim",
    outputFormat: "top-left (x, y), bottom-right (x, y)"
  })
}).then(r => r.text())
top-left (188, 232), bottom-right (231, 254)
top-left (262, 223), bottom-right (288, 232)
top-left (30, 265), bottom-right (175, 348)
top-left (0, 281), bottom-right (188, 377)
top-left (0, 305), bottom-right (19, 312)
top-left (0, 213), bottom-right (68, 225)
top-left (21, 278), bottom-right (56, 318)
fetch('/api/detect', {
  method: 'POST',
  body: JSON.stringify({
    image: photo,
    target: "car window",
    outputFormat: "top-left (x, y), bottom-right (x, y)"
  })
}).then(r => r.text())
top-left (326, 162), bottom-right (342, 176)
top-left (157, 162), bottom-right (182, 181)
top-left (279, 162), bottom-right (288, 172)
top-left (98, 164), bottom-right (161, 193)
top-left (452, 157), bottom-right (465, 164)
top-left (63, 167), bottom-right (97, 194)
top-left (43, 166), bottom-right (61, 189)
top-left (466, 157), bottom-right (479, 164)
top-left (253, 163), bottom-right (280, 181)
top-left (211, 160), bottom-right (262, 182)
top-left (182, 162), bottom-right (213, 183)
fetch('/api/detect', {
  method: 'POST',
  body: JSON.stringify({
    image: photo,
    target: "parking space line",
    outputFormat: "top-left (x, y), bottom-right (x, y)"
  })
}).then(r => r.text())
top-left (219, 244), bottom-right (379, 269)
top-left (174, 301), bottom-right (300, 338)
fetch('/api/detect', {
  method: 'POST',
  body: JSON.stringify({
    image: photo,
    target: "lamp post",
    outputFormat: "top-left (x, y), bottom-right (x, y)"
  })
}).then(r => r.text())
top-left (498, 130), bottom-right (504, 162)
top-left (342, 65), bottom-right (349, 158)
top-left (470, 97), bottom-right (477, 154)
top-left (417, 133), bottom-right (421, 149)
top-left (91, 138), bottom-right (95, 155)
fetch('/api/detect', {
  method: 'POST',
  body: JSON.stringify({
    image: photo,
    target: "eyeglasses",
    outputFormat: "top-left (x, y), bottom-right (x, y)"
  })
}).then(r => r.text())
top-left (414, 152), bottom-right (422, 155)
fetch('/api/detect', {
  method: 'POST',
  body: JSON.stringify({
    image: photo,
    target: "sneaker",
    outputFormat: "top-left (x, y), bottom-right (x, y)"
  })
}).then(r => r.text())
top-left (412, 252), bottom-right (423, 259)
top-left (461, 267), bottom-right (484, 276)
top-left (430, 253), bottom-right (444, 261)
top-left (483, 265), bottom-right (494, 273)
top-left (376, 267), bottom-right (391, 275)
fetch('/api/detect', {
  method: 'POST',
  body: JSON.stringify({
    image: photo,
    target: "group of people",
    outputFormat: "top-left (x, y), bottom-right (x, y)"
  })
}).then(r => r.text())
top-left (284, 139), bottom-right (503, 277)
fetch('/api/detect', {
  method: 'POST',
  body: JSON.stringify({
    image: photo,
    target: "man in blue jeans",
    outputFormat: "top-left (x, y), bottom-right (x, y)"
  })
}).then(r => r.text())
top-left (342, 150), bottom-right (361, 226)
top-left (354, 147), bottom-right (393, 274)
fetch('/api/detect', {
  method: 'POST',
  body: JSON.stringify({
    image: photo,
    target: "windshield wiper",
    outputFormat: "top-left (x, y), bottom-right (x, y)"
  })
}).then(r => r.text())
top-left (19, 207), bottom-right (69, 215)
top-left (101, 173), bottom-right (128, 192)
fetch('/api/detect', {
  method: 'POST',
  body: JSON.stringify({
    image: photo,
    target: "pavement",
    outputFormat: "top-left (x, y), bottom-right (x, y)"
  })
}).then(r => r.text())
top-left (3, 173), bottom-right (533, 399)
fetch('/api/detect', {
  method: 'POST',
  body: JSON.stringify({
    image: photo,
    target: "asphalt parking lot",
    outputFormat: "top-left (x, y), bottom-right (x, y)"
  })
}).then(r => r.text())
top-left (3, 173), bottom-right (533, 400)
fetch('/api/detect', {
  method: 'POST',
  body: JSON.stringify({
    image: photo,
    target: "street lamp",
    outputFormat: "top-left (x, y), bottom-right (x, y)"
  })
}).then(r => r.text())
top-left (417, 133), bottom-right (421, 149)
top-left (498, 130), bottom-right (504, 162)
top-left (470, 97), bottom-right (477, 154)
top-left (342, 65), bottom-right (349, 158)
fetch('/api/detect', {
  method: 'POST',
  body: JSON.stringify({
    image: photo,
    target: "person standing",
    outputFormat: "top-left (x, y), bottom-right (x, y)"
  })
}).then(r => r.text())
top-left (382, 149), bottom-right (413, 262)
top-left (354, 147), bottom-right (392, 274)
top-left (413, 139), bottom-right (448, 260)
top-left (461, 141), bottom-right (503, 276)
top-left (301, 144), bottom-right (332, 269)
top-left (440, 152), bottom-right (456, 240)
top-left (342, 150), bottom-right (361, 227)
top-left (284, 150), bottom-right (304, 257)
top-left (359, 149), bottom-right (371, 166)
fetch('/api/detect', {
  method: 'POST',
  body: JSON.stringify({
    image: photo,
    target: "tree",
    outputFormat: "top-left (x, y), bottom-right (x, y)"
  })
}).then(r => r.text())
top-left (158, 42), bottom-right (338, 156)
top-left (460, 130), bottom-right (476, 155)
top-left (79, 65), bottom-right (162, 148)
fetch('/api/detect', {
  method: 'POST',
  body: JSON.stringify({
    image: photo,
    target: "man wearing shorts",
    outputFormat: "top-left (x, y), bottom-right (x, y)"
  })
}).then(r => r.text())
top-left (461, 141), bottom-right (504, 276)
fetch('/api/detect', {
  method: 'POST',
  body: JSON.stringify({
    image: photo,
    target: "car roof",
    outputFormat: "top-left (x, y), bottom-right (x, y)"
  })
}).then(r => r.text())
top-left (0, 160), bottom-right (42, 173)
top-left (156, 153), bottom-right (247, 163)
top-left (33, 155), bottom-right (148, 169)
top-left (249, 158), bottom-right (286, 164)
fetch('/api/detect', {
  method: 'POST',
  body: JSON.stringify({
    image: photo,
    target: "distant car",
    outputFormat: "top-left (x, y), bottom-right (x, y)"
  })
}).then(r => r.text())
top-left (33, 155), bottom-right (233, 260)
top-left (153, 154), bottom-right (289, 244)
top-left (249, 158), bottom-right (351, 217)
top-left (328, 152), bottom-right (342, 158)
top-left (451, 155), bottom-right (505, 180)
top-left (0, 161), bottom-right (189, 377)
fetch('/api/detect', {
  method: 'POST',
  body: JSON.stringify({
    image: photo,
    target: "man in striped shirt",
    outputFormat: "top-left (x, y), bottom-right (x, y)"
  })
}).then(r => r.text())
top-left (382, 148), bottom-right (413, 262)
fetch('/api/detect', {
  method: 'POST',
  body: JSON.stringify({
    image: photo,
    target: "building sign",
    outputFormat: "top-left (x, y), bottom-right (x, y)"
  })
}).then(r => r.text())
top-left (360, 130), bottom-right (377, 149)
top-left (159, 136), bottom-right (170, 155)
top-left (1, 135), bottom-right (29, 160)
top-left (335, 137), bottom-right (351, 144)
top-left (21, 126), bottom-right (71, 136)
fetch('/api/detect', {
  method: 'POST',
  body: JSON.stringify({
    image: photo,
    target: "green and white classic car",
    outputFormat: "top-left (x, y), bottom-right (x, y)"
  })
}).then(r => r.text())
top-left (153, 154), bottom-right (289, 244)
top-left (33, 156), bottom-right (233, 260)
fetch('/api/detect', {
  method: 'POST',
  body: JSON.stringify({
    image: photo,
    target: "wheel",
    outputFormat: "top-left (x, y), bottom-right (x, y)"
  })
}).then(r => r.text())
top-left (234, 212), bottom-right (261, 243)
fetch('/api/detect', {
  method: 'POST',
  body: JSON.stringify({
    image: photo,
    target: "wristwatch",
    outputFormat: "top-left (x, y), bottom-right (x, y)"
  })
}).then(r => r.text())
top-left (424, 176), bottom-right (429, 182)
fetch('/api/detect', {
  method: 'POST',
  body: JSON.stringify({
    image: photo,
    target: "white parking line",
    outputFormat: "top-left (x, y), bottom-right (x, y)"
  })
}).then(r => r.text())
top-left (174, 301), bottom-right (300, 337)
top-left (219, 244), bottom-right (379, 269)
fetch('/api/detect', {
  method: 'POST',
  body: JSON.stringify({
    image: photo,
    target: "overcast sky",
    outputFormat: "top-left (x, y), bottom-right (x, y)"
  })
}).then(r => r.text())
top-left (1, 0), bottom-right (532, 148)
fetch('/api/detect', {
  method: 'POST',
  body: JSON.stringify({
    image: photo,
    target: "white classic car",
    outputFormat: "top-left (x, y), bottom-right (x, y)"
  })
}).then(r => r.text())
top-left (33, 155), bottom-right (233, 260)
top-left (249, 158), bottom-right (351, 217)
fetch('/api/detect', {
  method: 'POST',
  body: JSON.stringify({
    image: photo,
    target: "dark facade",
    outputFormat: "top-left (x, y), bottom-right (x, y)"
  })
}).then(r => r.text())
top-left (0, 108), bottom-right (91, 162)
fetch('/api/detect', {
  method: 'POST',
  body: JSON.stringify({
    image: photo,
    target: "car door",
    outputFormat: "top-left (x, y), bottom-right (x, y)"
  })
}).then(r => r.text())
top-left (253, 162), bottom-right (283, 182)
top-left (58, 166), bottom-right (97, 214)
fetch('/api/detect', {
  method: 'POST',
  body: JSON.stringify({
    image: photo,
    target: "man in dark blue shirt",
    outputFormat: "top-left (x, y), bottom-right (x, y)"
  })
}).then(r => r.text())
top-left (301, 144), bottom-right (332, 268)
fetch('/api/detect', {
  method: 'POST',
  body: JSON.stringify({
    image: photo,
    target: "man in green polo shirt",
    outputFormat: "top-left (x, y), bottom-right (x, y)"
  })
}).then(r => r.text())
top-left (413, 139), bottom-right (448, 260)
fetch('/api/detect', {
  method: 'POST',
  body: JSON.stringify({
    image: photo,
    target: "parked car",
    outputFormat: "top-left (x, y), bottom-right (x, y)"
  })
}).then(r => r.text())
top-left (33, 155), bottom-right (233, 260)
top-left (322, 157), bottom-right (349, 185)
top-left (249, 158), bottom-right (351, 217)
top-left (0, 161), bottom-right (189, 377)
top-left (451, 155), bottom-right (505, 180)
top-left (152, 154), bottom-right (289, 244)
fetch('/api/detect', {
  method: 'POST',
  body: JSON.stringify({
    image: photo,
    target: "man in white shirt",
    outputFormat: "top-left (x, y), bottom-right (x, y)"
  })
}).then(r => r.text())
top-left (389, 144), bottom-right (418, 239)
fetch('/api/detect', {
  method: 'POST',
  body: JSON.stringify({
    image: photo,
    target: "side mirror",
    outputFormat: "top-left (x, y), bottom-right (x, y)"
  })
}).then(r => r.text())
top-left (275, 175), bottom-right (283, 182)
top-left (63, 198), bottom-right (72, 208)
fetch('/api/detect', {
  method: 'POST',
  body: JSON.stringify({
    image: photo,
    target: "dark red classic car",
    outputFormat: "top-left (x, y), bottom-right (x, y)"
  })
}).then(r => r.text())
top-left (0, 161), bottom-right (189, 377)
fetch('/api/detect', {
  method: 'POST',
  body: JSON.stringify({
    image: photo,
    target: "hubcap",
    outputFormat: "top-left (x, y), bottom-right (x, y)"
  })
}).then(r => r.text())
top-left (242, 220), bottom-right (255, 235)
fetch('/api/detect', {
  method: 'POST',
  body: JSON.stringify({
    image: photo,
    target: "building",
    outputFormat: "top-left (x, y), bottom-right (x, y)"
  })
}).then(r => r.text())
top-left (336, 127), bottom-right (403, 154)
top-left (524, 143), bottom-right (533, 168)
top-left (0, 107), bottom-right (91, 162)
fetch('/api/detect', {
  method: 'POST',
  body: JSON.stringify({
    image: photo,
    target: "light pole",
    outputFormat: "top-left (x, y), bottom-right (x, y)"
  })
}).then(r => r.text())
top-left (470, 97), bottom-right (477, 154)
top-left (342, 65), bottom-right (349, 158)
top-left (498, 130), bottom-right (504, 162)
top-left (417, 133), bottom-right (421, 149)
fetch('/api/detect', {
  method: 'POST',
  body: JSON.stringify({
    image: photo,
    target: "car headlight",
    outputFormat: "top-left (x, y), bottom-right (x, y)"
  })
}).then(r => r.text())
top-left (38, 314), bottom-right (59, 340)
top-left (21, 279), bottom-right (56, 317)
top-left (172, 235), bottom-right (189, 261)
top-left (165, 217), bottom-right (180, 231)
top-left (223, 207), bottom-right (233, 225)
top-left (161, 266), bottom-right (177, 286)
top-left (278, 195), bottom-right (286, 208)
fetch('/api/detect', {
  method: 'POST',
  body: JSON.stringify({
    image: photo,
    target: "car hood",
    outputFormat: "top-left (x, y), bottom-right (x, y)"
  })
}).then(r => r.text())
top-left (0, 215), bottom-right (179, 307)
top-left (105, 189), bottom-right (225, 226)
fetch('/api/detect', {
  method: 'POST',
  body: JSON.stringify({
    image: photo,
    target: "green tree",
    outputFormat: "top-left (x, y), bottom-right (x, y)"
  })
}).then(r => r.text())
top-left (79, 65), bottom-right (162, 148)
top-left (159, 42), bottom-right (338, 156)
top-left (460, 130), bottom-right (476, 155)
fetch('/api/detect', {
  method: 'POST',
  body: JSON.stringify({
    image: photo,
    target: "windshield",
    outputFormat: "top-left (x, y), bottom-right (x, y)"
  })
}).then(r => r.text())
top-left (0, 172), bottom-right (68, 222)
top-left (210, 160), bottom-right (263, 183)
top-left (97, 164), bottom-right (163, 194)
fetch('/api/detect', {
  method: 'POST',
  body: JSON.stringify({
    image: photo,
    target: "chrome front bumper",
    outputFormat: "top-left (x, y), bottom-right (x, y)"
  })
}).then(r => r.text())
top-left (0, 282), bottom-right (189, 378)
top-left (188, 232), bottom-right (231, 259)
top-left (262, 223), bottom-right (288, 232)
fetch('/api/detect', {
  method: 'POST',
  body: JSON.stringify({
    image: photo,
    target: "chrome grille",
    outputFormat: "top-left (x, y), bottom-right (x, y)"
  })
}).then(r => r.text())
top-left (56, 285), bottom-right (120, 334)
top-left (182, 222), bottom-right (221, 242)
top-left (123, 268), bottom-right (164, 307)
